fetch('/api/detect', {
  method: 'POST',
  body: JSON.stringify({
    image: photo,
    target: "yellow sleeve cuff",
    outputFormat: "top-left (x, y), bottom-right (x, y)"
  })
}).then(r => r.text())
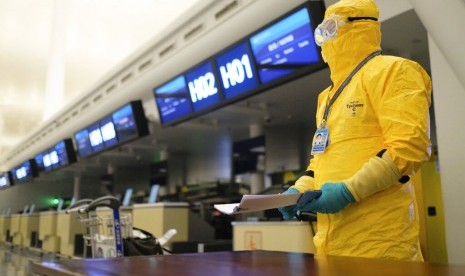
top-left (291, 175), bottom-right (315, 193)
top-left (345, 151), bottom-right (402, 202)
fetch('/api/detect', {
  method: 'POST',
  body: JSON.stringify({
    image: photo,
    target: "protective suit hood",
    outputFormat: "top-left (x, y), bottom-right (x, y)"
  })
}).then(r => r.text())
top-left (321, 0), bottom-right (381, 87)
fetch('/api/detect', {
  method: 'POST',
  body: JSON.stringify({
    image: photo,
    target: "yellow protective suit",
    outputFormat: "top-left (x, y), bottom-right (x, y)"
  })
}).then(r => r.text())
top-left (292, 0), bottom-right (431, 261)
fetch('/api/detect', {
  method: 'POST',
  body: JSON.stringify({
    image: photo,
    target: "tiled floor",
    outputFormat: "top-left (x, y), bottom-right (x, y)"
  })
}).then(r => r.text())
top-left (0, 245), bottom-right (52, 276)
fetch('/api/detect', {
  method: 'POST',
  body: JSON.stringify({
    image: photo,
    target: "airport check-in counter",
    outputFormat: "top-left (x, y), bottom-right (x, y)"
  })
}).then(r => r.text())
top-left (56, 211), bottom-right (86, 257)
top-left (19, 213), bottom-right (40, 248)
top-left (132, 203), bottom-right (189, 249)
top-left (39, 211), bottom-right (60, 253)
top-left (232, 221), bottom-right (316, 253)
top-left (0, 214), bottom-right (11, 242)
top-left (10, 214), bottom-right (22, 246)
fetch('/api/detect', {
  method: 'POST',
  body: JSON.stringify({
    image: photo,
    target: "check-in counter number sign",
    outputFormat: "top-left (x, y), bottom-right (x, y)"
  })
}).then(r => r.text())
top-left (220, 54), bottom-right (254, 89)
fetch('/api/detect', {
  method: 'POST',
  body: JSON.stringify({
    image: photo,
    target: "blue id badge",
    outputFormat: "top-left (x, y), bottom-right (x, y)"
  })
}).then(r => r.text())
top-left (311, 127), bottom-right (329, 155)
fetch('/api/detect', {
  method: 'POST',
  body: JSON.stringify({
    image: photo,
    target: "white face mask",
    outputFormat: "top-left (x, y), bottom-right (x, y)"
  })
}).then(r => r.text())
top-left (314, 14), bottom-right (345, 47)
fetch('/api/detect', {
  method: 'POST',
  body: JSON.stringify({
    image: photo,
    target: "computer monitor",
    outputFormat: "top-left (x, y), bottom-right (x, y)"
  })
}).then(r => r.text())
top-left (122, 188), bottom-right (133, 207)
top-left (148, 184), bottom-right (160, 204)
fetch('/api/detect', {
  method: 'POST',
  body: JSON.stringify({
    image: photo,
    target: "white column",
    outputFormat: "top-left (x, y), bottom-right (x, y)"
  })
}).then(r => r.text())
top-left (427, 35), bottom-right (465, 265)
top-left (73, 176), bottom-right (81, 201)
top-left (249, 124), bottom-right (265, 194)
top-left (43, 0), bottom-right (66, 121)
top-left (158, 148), bottom-right (171, 196)
top-left (409, 0), bottom-right (465, 89)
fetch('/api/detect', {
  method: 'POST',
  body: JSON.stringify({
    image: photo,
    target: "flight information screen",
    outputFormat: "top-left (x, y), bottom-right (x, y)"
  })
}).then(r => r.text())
top-left (12, 161), bottom-right (33, 183)
top-left (249, 8), bottom-right (320, 83)
top-left (100, 116), bottom-right (118, 147)
top-left (54, 141), bottom-right (69, 167)
top-left (215, 41), bottom-right (259, 100)
top-left (88, 123), bottom-right (105, 152)
top-left (154, 75), bottom-right (193, 125)
top-left (185, 61), bottom-right (221, 112)
top-left (112, 104), bottom-right (138, 143)
top-left (35, 153), bottom-right (45, 172)
top-left (0, 173), bottom-right (11, 188)
top-left (75, 129), bottom-right (93, 157)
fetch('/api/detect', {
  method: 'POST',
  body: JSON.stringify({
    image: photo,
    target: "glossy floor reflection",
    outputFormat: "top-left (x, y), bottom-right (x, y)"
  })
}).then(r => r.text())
top-left (0, 245), bottom-right (44, 276)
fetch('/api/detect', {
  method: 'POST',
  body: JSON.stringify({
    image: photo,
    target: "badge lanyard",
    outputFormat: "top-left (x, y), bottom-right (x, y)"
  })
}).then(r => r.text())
top-left (311, 50), bottom-right (381, 155)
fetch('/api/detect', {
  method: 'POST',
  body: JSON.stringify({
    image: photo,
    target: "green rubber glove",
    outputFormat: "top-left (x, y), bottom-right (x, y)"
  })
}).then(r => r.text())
top-left (298, 182), bottom-right (355, 214)
top-left (278, 187), bottom-right (300, 220)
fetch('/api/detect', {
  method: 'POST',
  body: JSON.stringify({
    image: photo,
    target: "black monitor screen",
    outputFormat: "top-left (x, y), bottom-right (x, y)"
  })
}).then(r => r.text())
top-left (100, 116), bottom-right (118, 147)
top-left (38, 139), bottom-right (77, 172)
top-left (149, 160), bottom-right (168, 186)
top-left (0, 172), bottom-right (12, 189)
top-left (249, 7), bottom-right (321, 83)
top-left (35, 153), bottom-right (45, 172)
top-left (75, 129), bottom-right (93, 157)
top-left (12, 160), bottom-right (37, 183)
top-left (154, 75), bottom-right (193, 125)
top-left (112, 104), bottom-right (138, 143)
top-left (54, 141), bottom-right (69, 167)
top-left (233, 136), bottom-right (266, 175)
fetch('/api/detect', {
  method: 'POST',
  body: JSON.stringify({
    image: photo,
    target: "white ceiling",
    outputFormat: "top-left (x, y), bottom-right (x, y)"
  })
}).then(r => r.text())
top-left (0, 0), bottom-right (203, 156)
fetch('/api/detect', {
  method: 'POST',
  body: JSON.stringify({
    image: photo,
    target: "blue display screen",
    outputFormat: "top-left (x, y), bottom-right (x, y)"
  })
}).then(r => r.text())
top-left (0, 173), bottom-right (11, 188)
top-left (45, 149), bottom-right (58, 170)
top-left (54, 141), bottom-right (69, 167)
top-left (88, 123), bottom-right (105, 152)
top-left (185, 61), bottom-right (221, 111)
top-left (112, 104), bottom-right (138, 143)
top-left (13, 161), bottom-right (32, 182)
top-left (75, 129), bottom-right (93, 157)
top-left (100, 116), bottom-right (118, 147)
top-left (215, 42), bottom-right (259, 100)
top-left (154, 75), bottom-right (193, 124)
top-left (35, 153), bottom-right (45, 172)
top-left (249, 8), bottom-right (320, 83)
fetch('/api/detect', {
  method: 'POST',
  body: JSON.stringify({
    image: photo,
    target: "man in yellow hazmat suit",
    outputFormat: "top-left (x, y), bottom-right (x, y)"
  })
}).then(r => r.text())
top-left (279, 0), bottom-right (432, 261)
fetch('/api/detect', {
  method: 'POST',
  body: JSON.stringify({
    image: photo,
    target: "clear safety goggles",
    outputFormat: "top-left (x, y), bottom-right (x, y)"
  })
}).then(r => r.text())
top-left (314, 14), bottom-right (378, 46)
top-left (314, 14), bottom-right (345, 46)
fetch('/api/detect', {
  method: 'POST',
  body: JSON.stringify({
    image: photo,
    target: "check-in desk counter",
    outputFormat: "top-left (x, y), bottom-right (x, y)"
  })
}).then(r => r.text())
top-left (232, 221), bottom-right (315, 253)
top-left (132, 203), bottom-right (188, 248)
top-left (19, 213), bottom-right (39, 248)
top-left (93, 206), bottom-right (133, 236)
top-left (56, 211), bottom-right (86, 257)
top-left (10, 214), bottom-right (22, 246)
top-left (0, 214), bottom-right (11, 242)
top-left (39, 211), bottom-right (60, 253)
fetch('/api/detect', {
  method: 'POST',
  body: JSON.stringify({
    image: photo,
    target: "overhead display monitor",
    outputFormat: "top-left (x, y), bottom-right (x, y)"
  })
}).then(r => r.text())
top-left (153, 2), bottom-right (325, 126)
top-left (88, 123), bottom-right (105, 152)
top-left (74, 101), bottom-right (149, 158)
top-left (112, 103), bottom-right (138, 143)
top-left (100, 116), bottom-right (118, 147)
top-left (47, 149), bottom-right (59, 170)
top-left (185, 61), bottom-right (222, 112)
top-left (0, 172), bottom-right (13, 189)
top-left (35, 153), bottom-right (45, 172)
top-left (75, 129), bottom-right (93, 158)
top-left (11, 160), bottom-right (38, 184)
top-left (54, 139), bottom-right (77, 168)
top-left (153, 75), bottom-right (193, 125)
top-left (37, 139), bottom-right (77, 172)
top-left (249, 7), bottom-right (321, 83)
top-left (215, 41), bottom-right (259, 100)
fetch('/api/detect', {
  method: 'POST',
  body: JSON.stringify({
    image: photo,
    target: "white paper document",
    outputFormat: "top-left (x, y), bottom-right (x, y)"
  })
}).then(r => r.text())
top-left (214, 191), bottom-right (321, 215)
